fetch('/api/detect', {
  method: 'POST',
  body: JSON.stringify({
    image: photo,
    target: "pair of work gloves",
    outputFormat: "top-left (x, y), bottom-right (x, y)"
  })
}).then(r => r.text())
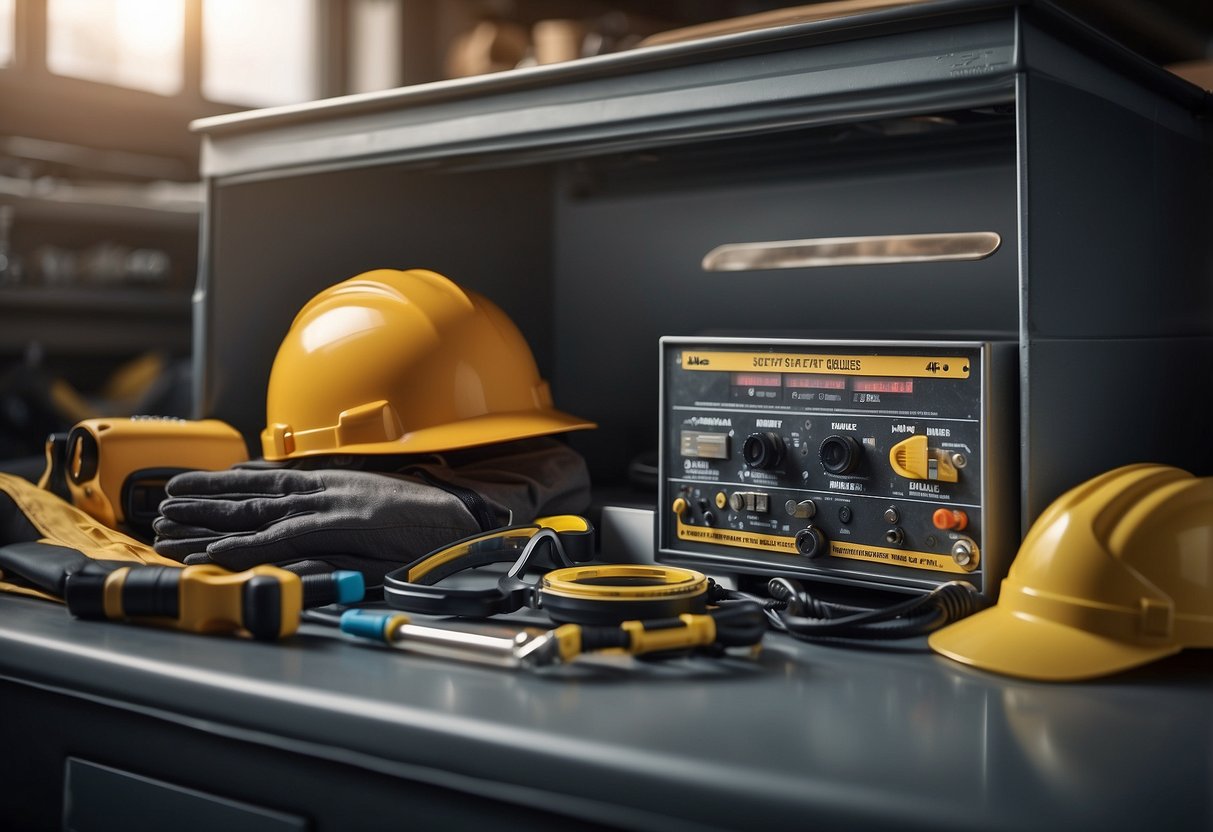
top-left (151, 438), bottom-right (591, 584)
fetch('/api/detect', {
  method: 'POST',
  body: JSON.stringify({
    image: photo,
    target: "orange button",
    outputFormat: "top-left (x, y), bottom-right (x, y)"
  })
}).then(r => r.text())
top-left (932, 508), bottom-right (968, 531)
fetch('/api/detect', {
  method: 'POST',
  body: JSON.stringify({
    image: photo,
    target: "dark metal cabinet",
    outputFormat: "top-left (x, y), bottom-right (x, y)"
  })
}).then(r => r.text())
top-left (192, 0), bottom-right (1211, 532)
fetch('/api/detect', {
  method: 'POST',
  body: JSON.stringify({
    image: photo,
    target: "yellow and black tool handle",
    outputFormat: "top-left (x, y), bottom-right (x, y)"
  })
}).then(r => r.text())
top-left (552, 601), bottom-right (767, 661)
top-left (63, 562), bottom-right (363, 640)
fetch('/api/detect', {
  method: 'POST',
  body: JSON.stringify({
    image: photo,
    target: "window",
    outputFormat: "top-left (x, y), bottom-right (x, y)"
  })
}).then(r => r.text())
top-left (0, 0), bottom-right (331, 164)
top-left (0, 0), bottom-right (14, 67)
top-left (36, 0), bottom-right (321, 107)
top-left (47, 0), bottom-right (186, 96)
top-left (202, 0), bottom-right (321, 107)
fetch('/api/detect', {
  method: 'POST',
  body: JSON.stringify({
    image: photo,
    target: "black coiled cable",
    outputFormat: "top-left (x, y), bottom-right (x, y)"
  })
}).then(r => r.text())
top-left (727, 577), bottom-right (987, 642)
top-left (708, 600), bottom-right (769, 647)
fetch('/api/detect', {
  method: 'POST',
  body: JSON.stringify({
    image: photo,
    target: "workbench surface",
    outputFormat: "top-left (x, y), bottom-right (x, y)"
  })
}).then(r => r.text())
top-left (0, 593), bottom-right (1208, 831)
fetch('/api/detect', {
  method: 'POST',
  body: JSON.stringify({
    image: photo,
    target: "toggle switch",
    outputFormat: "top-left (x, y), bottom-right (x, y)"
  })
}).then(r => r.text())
top-left (785, 499), bottom-right (817, 519)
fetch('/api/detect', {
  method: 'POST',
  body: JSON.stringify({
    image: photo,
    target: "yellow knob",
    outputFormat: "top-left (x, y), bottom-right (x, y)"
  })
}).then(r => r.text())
top-left (889, 435), bottom-right (958, 482)
top-left (890, 435), bottom-right (929, 479)
top-left (672, 497), bottom-right (689, 516)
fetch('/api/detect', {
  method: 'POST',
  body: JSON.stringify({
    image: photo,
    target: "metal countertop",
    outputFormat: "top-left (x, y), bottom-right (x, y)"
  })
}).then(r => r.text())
top-left (1, 593), bottom-right (1208, 831)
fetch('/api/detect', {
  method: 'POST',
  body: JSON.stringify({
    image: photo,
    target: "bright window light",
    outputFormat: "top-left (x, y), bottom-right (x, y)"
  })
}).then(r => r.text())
top-left (203, 0), bottom-right (320, 108)
top-left (0, 0), bottom-right (13, 68)
top-left (47, 0), bottom-right (185, 95)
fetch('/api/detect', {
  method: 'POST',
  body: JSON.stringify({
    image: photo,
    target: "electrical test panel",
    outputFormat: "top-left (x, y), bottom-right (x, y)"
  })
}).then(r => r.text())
top-left (658, 337), bottom-right (1018, 597)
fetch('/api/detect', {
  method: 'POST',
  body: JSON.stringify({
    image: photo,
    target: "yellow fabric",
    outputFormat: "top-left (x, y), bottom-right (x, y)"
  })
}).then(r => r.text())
top-left (0, 472), bottom-right (178, 602)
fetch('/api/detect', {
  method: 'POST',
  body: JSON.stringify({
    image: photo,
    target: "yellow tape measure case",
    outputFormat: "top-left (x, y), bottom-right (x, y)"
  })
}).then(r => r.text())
top-left (55, 417), bottom-right (249, 539)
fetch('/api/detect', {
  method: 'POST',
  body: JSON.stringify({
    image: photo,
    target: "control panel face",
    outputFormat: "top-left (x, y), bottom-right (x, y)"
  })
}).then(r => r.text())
top-left (658, 338), bottom-right (1014, 596)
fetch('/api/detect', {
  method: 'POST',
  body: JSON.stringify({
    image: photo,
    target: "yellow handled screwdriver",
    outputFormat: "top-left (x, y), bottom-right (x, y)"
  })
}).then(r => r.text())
top-left (337, 602), bottom-right (764, 667)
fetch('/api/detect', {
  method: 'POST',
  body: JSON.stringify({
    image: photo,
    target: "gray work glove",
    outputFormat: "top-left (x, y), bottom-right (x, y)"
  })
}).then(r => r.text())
top-left (152, 439), bottom-right (591, 582)
top-left (152, 469), bottom-right (482, 579)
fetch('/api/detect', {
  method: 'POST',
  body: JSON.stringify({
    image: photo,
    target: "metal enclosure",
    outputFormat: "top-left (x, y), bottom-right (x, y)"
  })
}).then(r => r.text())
top-left (192, 0), bottom-right (1213, 541)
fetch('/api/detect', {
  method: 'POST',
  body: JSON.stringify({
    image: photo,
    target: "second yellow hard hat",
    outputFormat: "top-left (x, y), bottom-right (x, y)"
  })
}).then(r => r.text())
top-left (930, 463), bottom-right (1213, 681)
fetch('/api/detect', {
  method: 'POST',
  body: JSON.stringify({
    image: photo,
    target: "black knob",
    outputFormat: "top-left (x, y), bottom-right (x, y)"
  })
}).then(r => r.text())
top-left (794, 525), bottom-right (828, 558)
top-left (819, 435), bottom-right (863, 475)
top-left (742, 432), bottom-right (785, 470)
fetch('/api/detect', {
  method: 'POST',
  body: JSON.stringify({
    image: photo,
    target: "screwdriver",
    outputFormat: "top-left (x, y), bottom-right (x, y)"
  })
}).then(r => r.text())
top-left (64, 562), bottom-right (364, 640)
top-left (337, 604), bottom-right (764, 668)
top-left (339, 609), bottom-right (574, 668)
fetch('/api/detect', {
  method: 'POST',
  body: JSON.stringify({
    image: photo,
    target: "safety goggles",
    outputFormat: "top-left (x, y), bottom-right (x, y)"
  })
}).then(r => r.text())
top-left (382, 515), bottom-right (595, 618)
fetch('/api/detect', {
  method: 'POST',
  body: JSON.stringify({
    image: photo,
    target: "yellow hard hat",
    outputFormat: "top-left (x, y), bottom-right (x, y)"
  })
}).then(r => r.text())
top-left (929, 464), bottom-right (1213, 681)
top-left (260, 268), bottom-right (595, 460)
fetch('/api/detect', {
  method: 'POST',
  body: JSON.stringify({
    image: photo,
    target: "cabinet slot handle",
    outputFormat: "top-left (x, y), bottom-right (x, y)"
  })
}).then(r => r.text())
top-left (702, 231), bottom-right (1001, 271)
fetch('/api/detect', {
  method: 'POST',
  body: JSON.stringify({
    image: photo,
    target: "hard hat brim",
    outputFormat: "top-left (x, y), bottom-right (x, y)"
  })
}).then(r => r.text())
top-left (265, 408), bottom-right (597, 460)
top-left (928, 605), bottom-right (1181, 682)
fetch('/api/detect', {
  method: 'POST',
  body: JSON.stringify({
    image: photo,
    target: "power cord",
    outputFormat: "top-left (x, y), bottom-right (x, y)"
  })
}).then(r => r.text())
top-left (716, 577), bottom-right (987, 642)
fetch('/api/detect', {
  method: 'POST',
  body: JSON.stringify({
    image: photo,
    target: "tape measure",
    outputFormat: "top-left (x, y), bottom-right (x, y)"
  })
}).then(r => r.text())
top-left (540, 564), bottom-right (710, 625)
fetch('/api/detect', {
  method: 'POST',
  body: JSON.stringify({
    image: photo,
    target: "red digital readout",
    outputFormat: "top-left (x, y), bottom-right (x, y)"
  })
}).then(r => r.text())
top-left (731, 372), bottom-right (782, 387)
top-left (783, 374), bottom-right (847, 390)
top-left (852, 378), bottom-right (914, 394)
